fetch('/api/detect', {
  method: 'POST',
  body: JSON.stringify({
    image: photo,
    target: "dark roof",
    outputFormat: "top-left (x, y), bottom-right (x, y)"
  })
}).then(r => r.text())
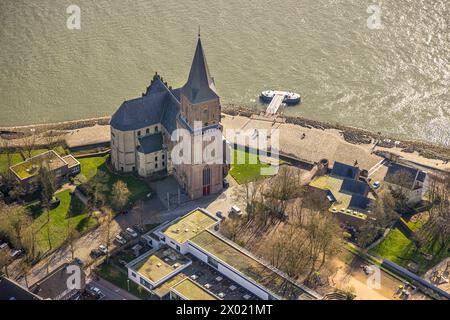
top-left (110, 76), bottom-right (181, 133)
top-left (330, 162), bottom-right (360, 180)
top-left (340, 179), bottom-right (369, 196)
top-left (0, 276), bottom-right (42, 300)
top-left (384, 163), bottom-right (426, 189)
top-left (138, 133), bottom-right (163, 154)
top-left (30, 263), bottom-right (85, 300)
top-left (181, 37), bottom-right (219, 104)
top-left (349, 195), bottom-right (371, 211)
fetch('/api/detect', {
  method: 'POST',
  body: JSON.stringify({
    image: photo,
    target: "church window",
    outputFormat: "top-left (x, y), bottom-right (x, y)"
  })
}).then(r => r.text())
top-left (137, 130), bottom-right (141, 136)
top-left (155, 163), bottom-right (158, 169)
top-left (155, 126), bottom-right (159, 132)
top-left (146, 128), bottom-right (150, 134)
top-left (155, 156), bottom-right (158, 161)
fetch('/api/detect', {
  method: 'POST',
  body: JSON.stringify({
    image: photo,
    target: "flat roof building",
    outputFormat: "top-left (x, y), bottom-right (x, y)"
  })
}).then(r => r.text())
top-left (128, 208), bottom-right (321, 300)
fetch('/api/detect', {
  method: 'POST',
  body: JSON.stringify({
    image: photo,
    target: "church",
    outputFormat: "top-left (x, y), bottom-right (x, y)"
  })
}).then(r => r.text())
top-left (110, 35), bottom-right (226, 200)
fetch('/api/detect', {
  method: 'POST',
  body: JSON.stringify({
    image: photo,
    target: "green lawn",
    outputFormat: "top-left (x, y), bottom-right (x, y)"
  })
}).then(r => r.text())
top-left (77, 156), bottom-right (150, 208)
top-left (97, 262), bottom-right (152, 299)
top-left (371, 227), bottom-right (449, 275)
top-left (27, 190), bottom-right (97, 254)
top-left (0, 152), bottom-right (23, 173)
top-left (229, 149), bottom-right (272, 184)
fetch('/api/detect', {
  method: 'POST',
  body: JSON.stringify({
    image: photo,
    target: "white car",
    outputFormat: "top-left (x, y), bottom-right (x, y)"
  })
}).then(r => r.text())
top-left (98, 245), bottom-right (108, 255)
top-left (115, 235), bottom-right (127, 245)
top-left (126, 227), bottom-right (138, 238)
top-left (229, 205), bottom-right (242, 217)
top-left (372, 181), bottom-right (381, 189)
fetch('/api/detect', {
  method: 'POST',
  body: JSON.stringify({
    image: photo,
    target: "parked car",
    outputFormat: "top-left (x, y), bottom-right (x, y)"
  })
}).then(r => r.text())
top-left (98, 245), bottom-right (108, 255)
top-left (223, 178), bottom-right (230, 188)
top-left (229, 205), bottom-right (242, 217)
top-left (215, 211), bottom-right (224, 220)
top-left (115, 235), bottom-right (127, 245)
top-left (372, 181), bottom-right (381, 189)
top-left (133, 224), bottom-right (146, 234)
top-left (73, 257), bottom-right (84, 267)
top-left (126, 227), bottom-right (138, 238)
top-left (90, 249), bottom-right (102, 259)
top-left (86, 285), bottom-right (105, 300)
top-left (10, 249), bottom-right (23, 259)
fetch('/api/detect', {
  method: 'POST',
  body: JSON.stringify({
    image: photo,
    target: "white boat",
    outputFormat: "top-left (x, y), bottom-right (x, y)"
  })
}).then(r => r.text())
top-left (260, 90), bottom-right (301, 105)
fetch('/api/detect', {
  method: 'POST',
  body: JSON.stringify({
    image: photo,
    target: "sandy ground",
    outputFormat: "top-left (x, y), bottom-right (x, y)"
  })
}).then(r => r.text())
top-left (221, 114), bottom-right (450, 173)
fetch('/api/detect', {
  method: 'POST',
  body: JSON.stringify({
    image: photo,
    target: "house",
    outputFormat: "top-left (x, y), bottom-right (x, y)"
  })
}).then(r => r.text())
top-left (127, 208), bottom-right (321, 300)
top-left (309, 161), bottom-right (372, 227)
top-left (30, 263), bottom-right (86, 300)
top-left (0, 276), bottom-right (42, 300)
top-left (383, 162), bottom-right (428, 206)
top-left (9, 150), bottom-right (80, 192)
top-left (110, 35), bottom-right (228, 200)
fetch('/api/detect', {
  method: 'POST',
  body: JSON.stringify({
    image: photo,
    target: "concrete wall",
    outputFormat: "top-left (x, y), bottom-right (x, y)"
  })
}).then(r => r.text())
top-left (137, 149), bottom-right (166, 177)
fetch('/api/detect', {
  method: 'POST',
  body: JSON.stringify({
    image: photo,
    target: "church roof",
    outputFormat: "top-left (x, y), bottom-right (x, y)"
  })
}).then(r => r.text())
top-left (110, 76), bottom-right (180, 133)
top-left (181, 37), bottom-right (219, 104)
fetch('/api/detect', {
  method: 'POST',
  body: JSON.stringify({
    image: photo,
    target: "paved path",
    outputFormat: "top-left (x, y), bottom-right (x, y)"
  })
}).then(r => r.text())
top-left (89, 278), bottom-right (139, 300)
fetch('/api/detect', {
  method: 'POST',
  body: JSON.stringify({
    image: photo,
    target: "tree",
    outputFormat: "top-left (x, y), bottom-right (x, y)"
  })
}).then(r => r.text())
top-left (22, 129), bottom-right (37, 159)
top-left (0, 249), bottom-right (10, 277)
top-left (418, 173), bottom-right (450, 250)
top-left (111, 180), bottom-right (131, 212)
top-left (87, 171), bottom-right (109, 210)
top-left (263, 166), bottom-right (303, 222)
top-left (37, 162), bottom-right (56, 210)
top-left (358, 191), bottom-right (398, 248)
top-left (0, 204), bottom-right (32, 250)
top-left (66, 211), bottom-right (79, 260)
top-left (387, 171), bottom-right (414, 212)
top-left (102, 207), bottom-right (114, 262)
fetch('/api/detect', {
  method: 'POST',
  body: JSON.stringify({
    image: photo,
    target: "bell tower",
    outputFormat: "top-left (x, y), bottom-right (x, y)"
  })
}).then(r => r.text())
top-left (175, 34), bottom-right (224, 199)
top-left (180, 35), bottom-right (221, 128)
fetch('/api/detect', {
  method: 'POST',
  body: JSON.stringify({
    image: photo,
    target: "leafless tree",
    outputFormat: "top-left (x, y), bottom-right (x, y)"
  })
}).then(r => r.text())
top-left (102, 207), bottom-right (114, 262)
top-left (21, 129), bottom-right (38, 159)
top-left (0, 249), bottom-right (10, 277)
top-left (358, 190), bottom-right (398, 248)
top-left (419, 173), bottom-right (450, 251)
top-left (111, 180), bottom-right (131, 212)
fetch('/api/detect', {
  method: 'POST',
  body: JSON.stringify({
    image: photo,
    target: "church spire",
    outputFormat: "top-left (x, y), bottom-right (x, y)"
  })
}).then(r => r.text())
top-left (181, 35), bottom-right (218, 105)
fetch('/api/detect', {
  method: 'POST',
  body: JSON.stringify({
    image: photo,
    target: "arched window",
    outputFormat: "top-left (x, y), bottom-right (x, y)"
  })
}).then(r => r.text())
top-left (202, 166), bottom-right (211, 196)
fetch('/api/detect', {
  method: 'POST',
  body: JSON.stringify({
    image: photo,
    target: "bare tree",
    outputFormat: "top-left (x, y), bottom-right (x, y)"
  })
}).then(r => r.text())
top-left (37, 161), bottom-right (56, 210)
top-left (0, 249), bottom-right (10, 277)
top-left (102, 207), bottom-right (114, 262)
top-left (21, 129), bottom-right (37, 159)
top-left (358, 190), bottom-right (398, 248)
top-left (111, 180), bottom-right (131, 212)
top-left (419, 173), bottom-right (450, 251)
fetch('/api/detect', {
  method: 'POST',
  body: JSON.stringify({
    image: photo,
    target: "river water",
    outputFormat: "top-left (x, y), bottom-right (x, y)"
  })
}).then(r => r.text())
top-left (0, 0), bottom-right (449, 146)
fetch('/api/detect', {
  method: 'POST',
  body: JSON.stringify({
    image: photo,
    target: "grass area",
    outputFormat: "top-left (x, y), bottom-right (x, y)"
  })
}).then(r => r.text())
top-left (26, 190), bottom-right (97, 254)
top-left (229, 148), bottom-right (272, 184)
top-left (0, 152), bottom-right (23, 173)
top-left (370, 227), bottom-right (449, 275)
top-left (405, 212), bottom-right (429, 233)
top-left (97, 262), bottom-right (152, 299)
top-left (77, 156), bottom-right (150, 208)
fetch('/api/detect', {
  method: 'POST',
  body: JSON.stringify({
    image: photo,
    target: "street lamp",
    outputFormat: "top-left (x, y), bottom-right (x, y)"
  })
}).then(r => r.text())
top-left (127, 279), bottom-right (130, 292)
